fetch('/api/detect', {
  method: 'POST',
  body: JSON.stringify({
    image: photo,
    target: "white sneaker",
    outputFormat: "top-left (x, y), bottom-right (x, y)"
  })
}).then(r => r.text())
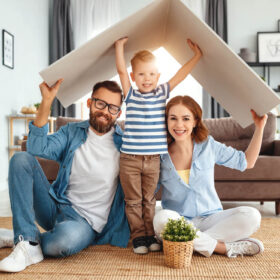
top-left (0, 236), bottom-right (43, 272)
top-left (132, 236), bottom-right (148, 255)
top-left (146, 236), bottom-right (161, 252)
top-left (0, 229), bottom-right (14, 248)
top-left (226, 238), bottom-right (264, 258)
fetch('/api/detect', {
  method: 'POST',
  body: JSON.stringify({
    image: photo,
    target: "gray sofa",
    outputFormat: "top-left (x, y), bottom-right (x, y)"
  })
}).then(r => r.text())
top-left (22, 113), bottom-right (280, 215)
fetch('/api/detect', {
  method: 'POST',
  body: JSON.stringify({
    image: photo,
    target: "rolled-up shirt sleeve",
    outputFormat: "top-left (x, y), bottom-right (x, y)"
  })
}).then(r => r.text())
top-left (27, 121), bottom-right (68, 162)
top-left (211, 136), bottom-right (247, 171)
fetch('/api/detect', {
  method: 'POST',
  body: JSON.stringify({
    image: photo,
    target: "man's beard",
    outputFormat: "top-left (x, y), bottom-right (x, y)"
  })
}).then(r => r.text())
top-left (89, 111), bottom-right (115, 134)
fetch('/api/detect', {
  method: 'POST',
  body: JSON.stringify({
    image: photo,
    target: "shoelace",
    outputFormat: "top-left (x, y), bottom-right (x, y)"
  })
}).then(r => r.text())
top-left (133, 237), bottom-right (147, 247)
top-left (146, 236), bottom-right (158, 246)
top-left (8, 236), bottom-right (31, 265)
top-left (228, 241), bottom-right (255, 257)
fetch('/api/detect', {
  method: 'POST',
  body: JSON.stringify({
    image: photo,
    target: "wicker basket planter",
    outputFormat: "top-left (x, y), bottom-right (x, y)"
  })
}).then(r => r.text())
top-left (163, 239), bottom-right (194, 269)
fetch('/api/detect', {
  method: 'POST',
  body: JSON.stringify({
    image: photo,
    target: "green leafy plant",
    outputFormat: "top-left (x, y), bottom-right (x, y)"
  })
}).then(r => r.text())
top-left (162, 217), bottom-right (198, 242)
top-left (34, 103), bottom-right (41, 110)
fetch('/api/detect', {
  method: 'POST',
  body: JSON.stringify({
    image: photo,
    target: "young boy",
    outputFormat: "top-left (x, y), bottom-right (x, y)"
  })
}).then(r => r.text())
top-left (115, 37), bottom-right (202, 254)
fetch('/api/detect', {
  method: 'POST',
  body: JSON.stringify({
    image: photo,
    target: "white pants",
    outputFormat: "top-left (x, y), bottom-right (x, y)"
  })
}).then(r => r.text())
top-left (153, 206), bottom-right (261, 257)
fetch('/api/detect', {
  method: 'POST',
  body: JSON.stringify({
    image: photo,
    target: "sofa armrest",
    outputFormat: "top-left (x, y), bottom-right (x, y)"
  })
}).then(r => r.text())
top-left (274, 140), bottom-right (280, 156)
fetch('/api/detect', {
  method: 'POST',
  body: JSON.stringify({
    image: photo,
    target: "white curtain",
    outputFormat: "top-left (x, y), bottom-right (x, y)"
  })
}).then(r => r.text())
top-left (70, 0), bottom-right (121, 49)
top-left (181, 0), bottom-right (207, 21)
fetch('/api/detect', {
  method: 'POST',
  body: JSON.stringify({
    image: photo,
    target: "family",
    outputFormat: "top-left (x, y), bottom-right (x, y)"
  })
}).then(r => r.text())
top-left (0, 37), bottom-right (267, 272)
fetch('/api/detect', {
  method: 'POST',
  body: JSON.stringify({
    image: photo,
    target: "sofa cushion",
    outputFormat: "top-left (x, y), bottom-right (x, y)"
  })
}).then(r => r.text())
top-left (37, 158), bottom-right (59, 181)
top-left (204, 113), bottom-right (276, 155)
top-left (215, 181), bottom-right (280, 200)
top-left (56, 117), bottom-right (83, 131)
top-left (215, 155), bottom-right (280, 181)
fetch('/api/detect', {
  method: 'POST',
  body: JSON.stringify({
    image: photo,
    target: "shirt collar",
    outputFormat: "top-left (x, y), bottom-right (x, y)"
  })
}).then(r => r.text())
top-left (192, 138), bottom-right (208, 162)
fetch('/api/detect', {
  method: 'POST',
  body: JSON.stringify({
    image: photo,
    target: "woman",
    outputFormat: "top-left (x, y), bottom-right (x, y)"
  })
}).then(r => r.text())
top-left (154, 96), bottom-right (267, 258)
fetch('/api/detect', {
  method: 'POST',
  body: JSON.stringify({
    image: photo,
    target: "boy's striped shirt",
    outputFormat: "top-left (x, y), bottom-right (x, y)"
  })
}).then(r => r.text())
top-left (121, 83), bottom-right (170, 155)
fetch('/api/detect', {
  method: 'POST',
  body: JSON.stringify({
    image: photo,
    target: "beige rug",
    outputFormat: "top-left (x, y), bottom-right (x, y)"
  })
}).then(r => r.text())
top-left (0, 217), bottom-right (279, 280)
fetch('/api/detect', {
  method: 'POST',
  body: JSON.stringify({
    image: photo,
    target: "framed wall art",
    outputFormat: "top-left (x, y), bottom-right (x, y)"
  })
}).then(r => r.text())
top-left (257, 32), bottom-right (280, 63)
top-left (2, 29), bottom-right (14, 69)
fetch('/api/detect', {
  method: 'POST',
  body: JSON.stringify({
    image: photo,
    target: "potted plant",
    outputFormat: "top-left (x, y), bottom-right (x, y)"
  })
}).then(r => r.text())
top-left (34, 102), bottom-right (41, 111)
top-left (161, 217), bottom-right (197, 269)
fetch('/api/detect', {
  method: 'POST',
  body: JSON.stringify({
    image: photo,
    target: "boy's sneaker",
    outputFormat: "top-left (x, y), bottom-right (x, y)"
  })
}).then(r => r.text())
top-left (0, 229), bottom-right (14, 248)
top-left (226, 238), bottom-right (264, 258)
top-left (132, 236), bottom-right (148, 254)
top-left (0, 236), bottom-right (43, 272)
top-left (146, 236), bottom-right (161, 252)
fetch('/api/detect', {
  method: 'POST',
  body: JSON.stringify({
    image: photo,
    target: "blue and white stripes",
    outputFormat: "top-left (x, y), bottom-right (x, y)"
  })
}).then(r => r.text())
top-left (121, 83), bottom-right (170, 155)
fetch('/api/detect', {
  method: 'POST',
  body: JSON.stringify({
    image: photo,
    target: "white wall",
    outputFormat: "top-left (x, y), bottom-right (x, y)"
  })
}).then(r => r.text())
top-left (228, 0), bottom-right (280, 90)
top-left (120, 0), bottom-right (153, 18)
top-left (0, 0), bottom-right (49, 191)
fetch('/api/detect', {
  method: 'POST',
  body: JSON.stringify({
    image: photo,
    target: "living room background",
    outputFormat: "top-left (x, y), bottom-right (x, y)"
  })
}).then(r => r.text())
top-left (0, 0), bottom-right (280, 211)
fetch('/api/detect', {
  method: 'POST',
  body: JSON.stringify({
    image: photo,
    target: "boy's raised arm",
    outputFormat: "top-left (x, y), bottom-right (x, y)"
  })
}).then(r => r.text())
top-left (168, 39), bottom-right (202, 92)
top-left (115, 37), bottom-right (131, 98)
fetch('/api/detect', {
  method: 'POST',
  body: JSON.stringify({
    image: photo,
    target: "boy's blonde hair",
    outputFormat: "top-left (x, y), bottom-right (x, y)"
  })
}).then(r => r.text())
top-left (131, 50), bottom-right (156, 71)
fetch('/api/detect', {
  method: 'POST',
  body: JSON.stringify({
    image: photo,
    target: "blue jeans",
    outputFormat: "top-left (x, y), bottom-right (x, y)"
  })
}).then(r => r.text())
top-left (8, 152), bottom-right (96, 257)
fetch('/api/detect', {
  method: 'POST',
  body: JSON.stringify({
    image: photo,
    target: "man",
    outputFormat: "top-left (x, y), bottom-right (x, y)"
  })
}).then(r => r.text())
top-left (0, 79), bottom-right (129, 273)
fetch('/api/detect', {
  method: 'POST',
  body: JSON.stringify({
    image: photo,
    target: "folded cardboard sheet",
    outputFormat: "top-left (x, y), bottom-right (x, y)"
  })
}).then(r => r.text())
top-left (40, 0), bottom-right (280, 127)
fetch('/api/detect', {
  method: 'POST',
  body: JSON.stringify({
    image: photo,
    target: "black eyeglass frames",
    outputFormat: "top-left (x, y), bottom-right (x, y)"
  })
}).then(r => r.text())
top-left (91, 97), bottom-right (121, 115)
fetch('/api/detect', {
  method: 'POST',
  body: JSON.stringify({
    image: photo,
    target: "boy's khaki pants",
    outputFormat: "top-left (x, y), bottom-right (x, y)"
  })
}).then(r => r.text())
top-left (120, 153), bottom-right (160, 240)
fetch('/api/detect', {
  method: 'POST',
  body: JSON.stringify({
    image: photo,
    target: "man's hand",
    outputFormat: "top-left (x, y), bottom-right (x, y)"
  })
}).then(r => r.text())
top-left (39, 79), bottom-right (63, 104)
top-left (34, 79), bottom-right (63, 128)
top-left (250, 109), bottom-right (268, 130)
top-left (187, 38), bottom-right (202, 58)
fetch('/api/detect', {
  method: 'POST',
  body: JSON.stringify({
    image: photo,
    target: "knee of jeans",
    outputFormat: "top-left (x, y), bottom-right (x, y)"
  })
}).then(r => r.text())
top-left (9, 152), bottom-right (34, 170)
top-left (125, 199), bottom-right (142, 208)
top-left (41, 222), bottom-right (93, 258)
top-left (42, 237), bottom-right (74, 258)
top-left (42, 231), bottom-right (82, 258)
top-left (153, 209), bottom-right (181, 240)
top-left (236, 206), bottom-right (261, 231)
top-left (246, 207), bottom-right (261, 230)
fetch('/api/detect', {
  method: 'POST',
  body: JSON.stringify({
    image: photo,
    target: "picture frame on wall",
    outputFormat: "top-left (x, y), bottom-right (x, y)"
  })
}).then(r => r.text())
top-left (2, 29), bottom-right (14, 69)
top-left (257, 32), bottom-right (280, 63)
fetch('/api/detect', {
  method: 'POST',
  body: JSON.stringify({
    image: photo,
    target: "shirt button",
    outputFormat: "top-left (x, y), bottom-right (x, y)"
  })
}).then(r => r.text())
top-left (63, 166), bottom-right (66, 168)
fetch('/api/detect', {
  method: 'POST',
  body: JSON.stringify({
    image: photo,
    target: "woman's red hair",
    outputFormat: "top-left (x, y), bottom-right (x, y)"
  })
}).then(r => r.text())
top-left (166, 95), bottom-right (209, 144)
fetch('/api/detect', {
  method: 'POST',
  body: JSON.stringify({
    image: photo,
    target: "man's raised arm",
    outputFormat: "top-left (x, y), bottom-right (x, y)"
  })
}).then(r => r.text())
top-left (34, 79), bottom-right (63, 127)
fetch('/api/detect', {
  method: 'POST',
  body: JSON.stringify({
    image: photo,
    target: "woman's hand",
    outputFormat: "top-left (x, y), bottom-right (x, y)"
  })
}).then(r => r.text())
top-left (250, 109), bottom-right (267, 130)
top-left (245, 110), bottom-right (268, 169)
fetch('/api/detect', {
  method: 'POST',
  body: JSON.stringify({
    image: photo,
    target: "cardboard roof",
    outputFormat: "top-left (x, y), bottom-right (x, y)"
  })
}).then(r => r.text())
top-left (40, 0), bottom-right (280, 127)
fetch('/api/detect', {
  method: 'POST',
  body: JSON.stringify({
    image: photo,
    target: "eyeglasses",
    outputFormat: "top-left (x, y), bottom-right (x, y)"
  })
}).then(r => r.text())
top-left (91, 97), bottom-right (121, 115)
